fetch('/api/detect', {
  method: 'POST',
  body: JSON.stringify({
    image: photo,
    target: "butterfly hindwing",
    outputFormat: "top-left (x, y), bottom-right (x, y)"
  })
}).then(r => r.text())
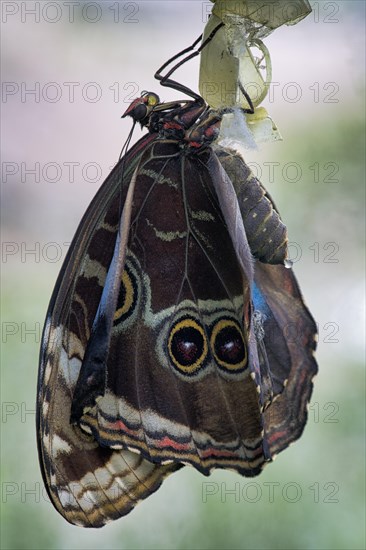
top-left (253, 262), bottom-right (318, 455)
top-left (215, 146), bottom-right (318, 439)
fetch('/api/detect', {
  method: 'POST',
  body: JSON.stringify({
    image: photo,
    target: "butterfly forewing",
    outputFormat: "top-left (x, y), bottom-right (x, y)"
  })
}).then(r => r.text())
top-left (74, 141), bottom-right (268, 476)
top-left (38, 133), bottom-right (270, 527)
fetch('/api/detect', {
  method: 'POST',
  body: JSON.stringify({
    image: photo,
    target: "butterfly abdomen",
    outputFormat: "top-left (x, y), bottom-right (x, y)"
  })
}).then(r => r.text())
top-left (216, 148), bottom-right (288, 265)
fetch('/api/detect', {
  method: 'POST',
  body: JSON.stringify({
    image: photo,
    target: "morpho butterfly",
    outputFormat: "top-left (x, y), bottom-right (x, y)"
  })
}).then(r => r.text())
top-left (37, 35), bottom-right (318, 528)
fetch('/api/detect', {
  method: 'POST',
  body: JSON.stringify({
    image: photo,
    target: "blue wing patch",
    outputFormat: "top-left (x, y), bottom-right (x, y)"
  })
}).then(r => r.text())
top-left (252, 282), bottom-right (271, 318)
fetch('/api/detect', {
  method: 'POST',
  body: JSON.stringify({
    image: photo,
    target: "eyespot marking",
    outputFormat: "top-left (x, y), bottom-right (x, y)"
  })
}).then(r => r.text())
top-left (168, 317), bottom-right (208, 375)
top-left (211, 319), bottom-right (247, 373)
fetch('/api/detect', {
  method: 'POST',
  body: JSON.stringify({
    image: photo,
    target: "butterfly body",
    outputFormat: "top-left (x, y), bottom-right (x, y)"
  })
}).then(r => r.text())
top-left (37, 93), bottom-right (317, 527)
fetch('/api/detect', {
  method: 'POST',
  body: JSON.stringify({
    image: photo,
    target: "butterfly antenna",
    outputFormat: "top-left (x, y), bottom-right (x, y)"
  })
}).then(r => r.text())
top-left (119, 120), bottom-right (136, 161)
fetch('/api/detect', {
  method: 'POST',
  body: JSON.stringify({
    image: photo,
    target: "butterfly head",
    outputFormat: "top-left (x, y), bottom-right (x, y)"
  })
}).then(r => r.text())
top-left (122, 91), bottom-right (160, 125)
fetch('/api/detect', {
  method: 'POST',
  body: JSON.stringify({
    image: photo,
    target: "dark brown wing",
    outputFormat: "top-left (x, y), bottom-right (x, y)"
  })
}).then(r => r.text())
top-left (253, 263), bottom-right (318, 453)
top-left (76, 142), bottom-right (269, 477)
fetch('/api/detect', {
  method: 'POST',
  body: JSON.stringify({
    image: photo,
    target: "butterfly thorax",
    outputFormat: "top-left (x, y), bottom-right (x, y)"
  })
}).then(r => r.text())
top-left (124, 91), bottom-right (222, 151)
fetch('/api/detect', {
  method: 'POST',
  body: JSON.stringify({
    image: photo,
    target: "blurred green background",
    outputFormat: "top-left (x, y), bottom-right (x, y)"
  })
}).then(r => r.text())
top-left (1, 1), bottom-right (365, 549)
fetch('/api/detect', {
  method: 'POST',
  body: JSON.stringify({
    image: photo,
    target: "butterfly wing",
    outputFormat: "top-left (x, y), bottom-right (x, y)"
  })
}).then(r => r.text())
top-left (38, 129), bottom-right (317, 528)
top-left (253, 262), bottom-right (318, 454)
top-left (73, 142), bottom-right (269, 478)
top-left (216, 145), bottom-right (318, 447)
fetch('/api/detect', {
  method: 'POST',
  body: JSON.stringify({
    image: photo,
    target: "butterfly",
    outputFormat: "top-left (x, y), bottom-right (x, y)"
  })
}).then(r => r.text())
top-left (37, 48), bottom-right (318, 528)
